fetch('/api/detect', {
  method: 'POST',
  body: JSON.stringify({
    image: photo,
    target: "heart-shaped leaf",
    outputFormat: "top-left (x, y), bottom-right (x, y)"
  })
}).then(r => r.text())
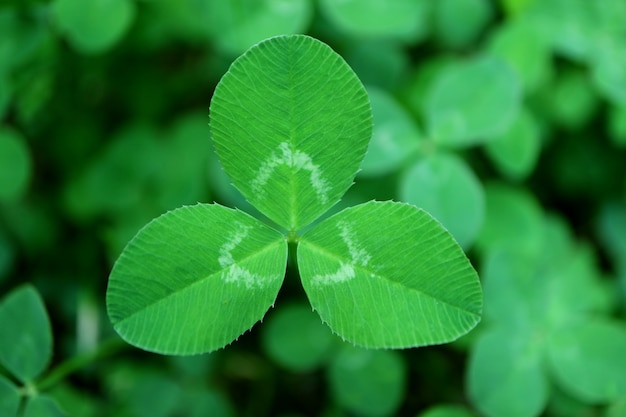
top-left (206, 0), bottom-right (313, 55)
top-left (23, 396), bottom-right (66, 417)
top-left (107, 204), bottom-right (287, 355)
top-left (424, 54), bottom-right (521, 147)
top-left (328, 345), bottom-right (406, 417)
top-left (298, 200), bottom-right (482, 348)
top-left (0, 285), bottom-right (52, 382)
top-left (399, 152), bottom-right (485, 249)
top-left (210, 34), bottom-right (372, 231)
top-left (468, 326), bottom-right (548, 417)
top-left (52, 0), bottom-right (135, 53)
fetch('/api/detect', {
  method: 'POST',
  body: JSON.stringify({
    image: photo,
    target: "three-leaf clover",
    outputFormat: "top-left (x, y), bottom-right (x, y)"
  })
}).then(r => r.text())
top-left (106, 35), bottom-right (482, 355)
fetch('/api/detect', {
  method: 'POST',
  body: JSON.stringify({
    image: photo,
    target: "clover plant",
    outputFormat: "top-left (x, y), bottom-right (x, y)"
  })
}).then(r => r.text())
top-left (0, 285), bottom-right (62, 417)
top-left (106, 34), bottom-right (482, 355)
top-left (468, 184), bottom-right (626, 417)
top-left (0, 284), bottom-right (130, 417)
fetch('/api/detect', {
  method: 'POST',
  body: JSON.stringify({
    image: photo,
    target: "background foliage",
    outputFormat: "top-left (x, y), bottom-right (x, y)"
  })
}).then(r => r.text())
top-left (0, 0), bottom-right (625, 416)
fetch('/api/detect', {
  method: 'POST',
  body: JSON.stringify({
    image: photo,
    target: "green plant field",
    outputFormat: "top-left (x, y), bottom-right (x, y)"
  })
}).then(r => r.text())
top-left (1, 1), bottom-right (626, 417)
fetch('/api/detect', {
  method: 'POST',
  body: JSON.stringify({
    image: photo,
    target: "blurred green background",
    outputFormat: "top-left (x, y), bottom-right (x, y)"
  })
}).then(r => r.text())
top-left (1, 0), bottom-right (626, 416)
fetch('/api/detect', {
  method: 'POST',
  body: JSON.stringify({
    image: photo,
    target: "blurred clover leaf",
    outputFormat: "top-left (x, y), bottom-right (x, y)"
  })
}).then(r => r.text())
top-left (608, 104), bottom-right (626, 147)
top-left (319, 0), bottom-right (431, 42)
top-left (359, 86), bottom-right (422, 177)
top-left (328, 345), bottom-right (406, 417)
top-left (64, 114), bottom-right (212, 259)
top-left (106, 35), bottom-right (482, 355)
top-left (261, 302), bottom-right (336, 372)
top-left (399, 152), bottom-right (485, 249)
top-left (424, 54), bottom-right (521, 147)
top-left (468, 211), bottom-right (625, 417)
top-left (419, 405), bottom-right (478, 417)
top-left (485, 107), bottom-right (542, 181)
top-left (0, 126), bottom-right (32, 202)
top-left (474, 183), bottom-right (544, 259)
top-left (0, 376), bottom-right (20, 416)
top-left (433, 0), bottom-right (493, 49)
top-left (206, 0), bottom-right (313, 55)
top-left (487, 17), bottom-right (553, 94)
top-left (0, 285), bottom-right (52, 383)
top-left (51, 0), bottom-right (135, 54)
top-left (0, 285), bottom-right (67, 417)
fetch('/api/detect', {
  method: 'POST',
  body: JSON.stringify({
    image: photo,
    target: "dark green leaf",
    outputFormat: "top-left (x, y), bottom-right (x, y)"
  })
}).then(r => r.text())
top-left (548, 68), bottom-right (598, 130)
top-left (328, 345), bottom-right (406, 417)
top-left (128, 374), bottom-right (183, 417)
top-left (608, 104), bottom-right (626, 147)
top-left (597, 203), bottom-right (626, 271)
top-left (0, 126), bottom-right (32, 202)
top-left (343, 41), bottom-right (409, 90)
top-left (182, 386), bottom-right (234, 417)
top-left (0, 76), bottom-right (10, 120)
top-left (433, 0), bottom-right (493, 49)
top-left (0, 284), bottom-right (52, 382)
top-left (419, 405), bottom-right (478, 417)
top-left (24, 395), bottom-right (66, 417)
top-left (51, 0), bottom-right (135, 53)
top-left (0, 375), bottom-right (20, 417)
top-left (261, 303), bottom-right (336, 372)
top-left (0, 231), bottom-right (13, 283)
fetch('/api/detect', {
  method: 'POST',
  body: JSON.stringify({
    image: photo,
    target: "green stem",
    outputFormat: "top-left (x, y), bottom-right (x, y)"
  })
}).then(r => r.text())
top-left (36, 337), bottom-right (127, 392)
top-left (286, 232), bottom-right (299, 272)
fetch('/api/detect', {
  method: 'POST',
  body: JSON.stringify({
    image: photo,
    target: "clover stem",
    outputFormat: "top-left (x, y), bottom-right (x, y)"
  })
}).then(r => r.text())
top-left (286, 231), bottom-right (300, 272)
top-left (36, 337), bottom-right (127, 392)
